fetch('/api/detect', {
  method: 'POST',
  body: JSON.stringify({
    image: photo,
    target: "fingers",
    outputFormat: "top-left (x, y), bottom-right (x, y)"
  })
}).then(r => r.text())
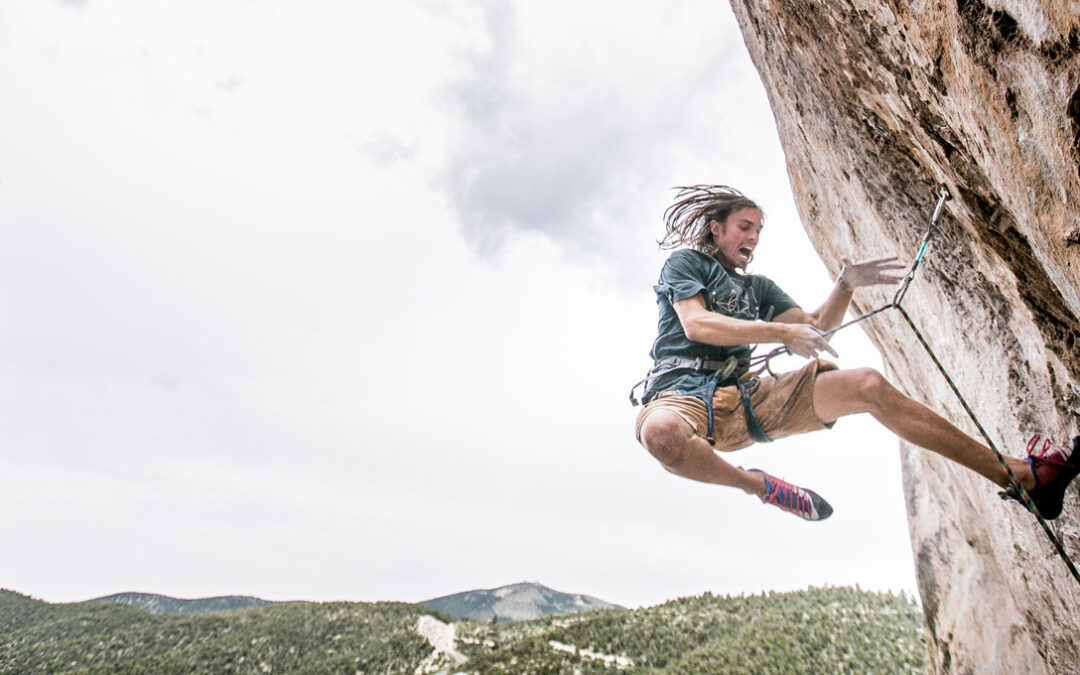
top-left (840, 255), bottom-right (909, 289)
top-left (789, 327), bottom-right (840, 359)
top-left (862, 262), bottom-right (907, 274)
top-left (793, 340), bottom-right (838, 359)
top-left (813, 331), bottom-right (839, 358)
top-left (850, 255), bottom-right (906, 270)
top-left (861, 255), bottom-right (899, 265)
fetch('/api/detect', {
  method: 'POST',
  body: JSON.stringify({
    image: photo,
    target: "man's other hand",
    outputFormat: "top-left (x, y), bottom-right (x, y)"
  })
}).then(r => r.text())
top-left (784, 325), bottom-right (839, 360)
top-left (838, 256), bottom-right (907, 291)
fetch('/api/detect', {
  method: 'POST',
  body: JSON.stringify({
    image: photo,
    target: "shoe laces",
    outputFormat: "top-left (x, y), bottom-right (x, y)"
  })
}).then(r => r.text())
top-left (1027, 433), bottom-right (1071, 465)
top-left (1025, 433), bottom-right (1075, 491)
top-left (761, 474), bottom-right (813, 517)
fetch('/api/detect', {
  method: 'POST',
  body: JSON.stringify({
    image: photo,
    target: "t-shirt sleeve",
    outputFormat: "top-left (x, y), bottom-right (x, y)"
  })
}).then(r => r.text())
top-left (757, 276), bottom-right (800, 321)
top-left (653, 250), bottom-right (708, 304)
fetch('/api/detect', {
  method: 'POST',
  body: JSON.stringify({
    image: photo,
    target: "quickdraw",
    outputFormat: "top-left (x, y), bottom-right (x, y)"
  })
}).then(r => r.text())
top-left (749, 186), bottom-right (950, 378)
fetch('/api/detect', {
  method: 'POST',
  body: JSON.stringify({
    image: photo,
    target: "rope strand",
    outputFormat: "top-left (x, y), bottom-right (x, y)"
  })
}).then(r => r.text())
top-left (897, 306), bottom-right (1080, 584)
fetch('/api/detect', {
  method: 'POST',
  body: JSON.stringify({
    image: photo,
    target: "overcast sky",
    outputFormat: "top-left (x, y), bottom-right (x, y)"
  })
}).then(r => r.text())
top-left (1, 0), bottom-right (917, 609)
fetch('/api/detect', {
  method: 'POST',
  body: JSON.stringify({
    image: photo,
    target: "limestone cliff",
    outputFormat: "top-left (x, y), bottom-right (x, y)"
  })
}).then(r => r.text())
top-left (730, 0), bottom-right (1080, 671)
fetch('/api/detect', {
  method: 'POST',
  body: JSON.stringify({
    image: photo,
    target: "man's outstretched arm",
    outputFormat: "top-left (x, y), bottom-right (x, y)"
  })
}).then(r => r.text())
top-left (774, 256), bottom-right (907, 333)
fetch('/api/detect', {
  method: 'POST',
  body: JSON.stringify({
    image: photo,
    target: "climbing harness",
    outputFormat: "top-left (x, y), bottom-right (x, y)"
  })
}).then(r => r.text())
top-left (634, 184), bottom-right (1080, 584)
top-left (629, 353), bottom-right (772, 446)
top-left (628, 355), bottom-right (741, 406)
top-left (629, 355), bottom-right (743, 444)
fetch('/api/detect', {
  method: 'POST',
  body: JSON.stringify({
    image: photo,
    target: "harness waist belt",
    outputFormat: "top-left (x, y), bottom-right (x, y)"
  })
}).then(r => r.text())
top-left (652, 355), bottom-right (738, 373)
top-left (628, 354), bottom-right (742, 406)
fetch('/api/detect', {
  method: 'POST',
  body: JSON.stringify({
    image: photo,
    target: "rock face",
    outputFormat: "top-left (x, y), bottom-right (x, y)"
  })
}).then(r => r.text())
top-left (730, 0), bottom-right (1080, 671)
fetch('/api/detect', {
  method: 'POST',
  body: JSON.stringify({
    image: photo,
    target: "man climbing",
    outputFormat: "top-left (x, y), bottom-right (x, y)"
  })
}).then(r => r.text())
top-left (633, 184), bottom-right (1080, 521)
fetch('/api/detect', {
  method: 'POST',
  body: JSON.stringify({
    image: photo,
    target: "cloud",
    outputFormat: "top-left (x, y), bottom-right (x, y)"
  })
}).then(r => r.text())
top-left (214, 74), bottom-right (246, 92)
top-left (353, 133), bottom-right (416, 166)
top-left (435, 1), bottom-right (747, 263)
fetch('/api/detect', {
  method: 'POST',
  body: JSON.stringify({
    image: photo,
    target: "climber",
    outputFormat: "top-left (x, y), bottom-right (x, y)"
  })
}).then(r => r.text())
top-left (633, 185), bottom-right (1080, 521)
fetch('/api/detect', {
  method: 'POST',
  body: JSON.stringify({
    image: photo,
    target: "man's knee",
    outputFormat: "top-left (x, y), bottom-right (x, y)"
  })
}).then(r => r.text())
top-left (851, 367), bottom-right (895, 409)
top-left (640, 413), bottom-right (693, 467)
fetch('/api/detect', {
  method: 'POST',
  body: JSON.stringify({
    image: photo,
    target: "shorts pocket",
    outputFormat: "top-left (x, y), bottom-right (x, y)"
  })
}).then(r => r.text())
top-left (711, 385), bottom-right (742, 413)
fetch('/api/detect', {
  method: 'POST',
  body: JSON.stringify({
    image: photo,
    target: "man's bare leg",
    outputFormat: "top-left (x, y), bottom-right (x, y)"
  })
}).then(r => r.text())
top-left (812, 367), bottom-right (1035, 490)
top-left (638, 410), bottom-right (768, 496)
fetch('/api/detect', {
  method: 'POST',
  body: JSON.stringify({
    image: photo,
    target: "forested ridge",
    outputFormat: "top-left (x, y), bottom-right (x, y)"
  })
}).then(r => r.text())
top-left (1, 590), bottom-right (440, 674)
top-left (2, 586), bottom-right (924, 673)
top-left (91, 592), bottom-right (276, 615)
top-left (458, 586), bottom-right (924, 673)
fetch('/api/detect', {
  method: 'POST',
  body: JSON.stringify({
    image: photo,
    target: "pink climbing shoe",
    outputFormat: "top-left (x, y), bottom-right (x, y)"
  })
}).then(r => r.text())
top-left (747, 468), bottom-right (833, 521)
top-left (999, 434), bottom-right (1080, 520)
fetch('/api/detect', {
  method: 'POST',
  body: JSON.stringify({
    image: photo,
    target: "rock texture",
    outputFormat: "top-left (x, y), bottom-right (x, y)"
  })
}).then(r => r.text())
top-left (730, 0), bottom-right (1080, 671)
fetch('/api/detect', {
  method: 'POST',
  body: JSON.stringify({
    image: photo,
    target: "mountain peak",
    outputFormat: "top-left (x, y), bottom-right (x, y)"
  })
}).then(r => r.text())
top-left (420, 581), bottom-right (622, 623)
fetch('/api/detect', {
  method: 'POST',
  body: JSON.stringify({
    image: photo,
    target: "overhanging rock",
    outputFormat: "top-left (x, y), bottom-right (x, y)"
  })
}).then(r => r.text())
top-left (729, 0), bottom-right (1080, 671)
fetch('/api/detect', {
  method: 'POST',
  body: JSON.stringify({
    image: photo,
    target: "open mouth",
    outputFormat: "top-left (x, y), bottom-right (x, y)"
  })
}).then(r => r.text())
top-left (738, 247), bottom-right (753, 258)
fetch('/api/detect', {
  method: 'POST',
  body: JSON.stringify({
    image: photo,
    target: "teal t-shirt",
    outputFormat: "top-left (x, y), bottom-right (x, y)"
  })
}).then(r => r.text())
top-left (646, 249), bottom-right (799, 396)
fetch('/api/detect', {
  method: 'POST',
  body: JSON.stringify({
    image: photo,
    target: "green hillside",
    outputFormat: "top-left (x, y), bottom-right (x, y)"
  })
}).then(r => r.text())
top-left (0, 590), bottom-right (442, 674)
top-left (1, 586), bottom-right (924, 673)
top-left (458, 586), bottom-right (925, 673)
top-left (90, 592), bottom-right (276, 615)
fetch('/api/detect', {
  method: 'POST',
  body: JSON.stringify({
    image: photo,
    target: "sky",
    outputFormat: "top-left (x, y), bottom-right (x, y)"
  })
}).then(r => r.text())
top-left (0, 0), bottom-right (918, 609)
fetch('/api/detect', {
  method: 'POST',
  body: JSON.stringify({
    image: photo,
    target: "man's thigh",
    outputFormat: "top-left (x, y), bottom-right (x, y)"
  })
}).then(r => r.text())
top-left (711, 359), bottom-right (839, 451)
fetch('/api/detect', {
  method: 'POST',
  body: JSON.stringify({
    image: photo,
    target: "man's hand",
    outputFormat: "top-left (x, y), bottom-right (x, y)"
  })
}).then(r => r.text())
top-left (784, 324), bottom-right (839, 360)
top-left (838, 256), bottom-right (907, 291)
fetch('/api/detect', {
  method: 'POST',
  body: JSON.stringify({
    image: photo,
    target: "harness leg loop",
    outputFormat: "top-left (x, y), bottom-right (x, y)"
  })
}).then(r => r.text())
top-left (739, 378), bottom-right (773, 444)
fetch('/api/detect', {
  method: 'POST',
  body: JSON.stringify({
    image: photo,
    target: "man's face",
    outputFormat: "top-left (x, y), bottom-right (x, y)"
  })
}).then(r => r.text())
top-left (710, 207), bottom-right (762, 269)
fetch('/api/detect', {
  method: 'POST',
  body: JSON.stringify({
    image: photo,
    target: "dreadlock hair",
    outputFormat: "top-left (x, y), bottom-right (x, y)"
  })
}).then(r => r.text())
top-left (659, 184), bottom-right (762, 254)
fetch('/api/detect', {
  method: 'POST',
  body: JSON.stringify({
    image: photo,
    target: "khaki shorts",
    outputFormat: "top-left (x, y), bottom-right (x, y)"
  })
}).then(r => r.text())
top-left (634, 359), bottom-right (837, 452)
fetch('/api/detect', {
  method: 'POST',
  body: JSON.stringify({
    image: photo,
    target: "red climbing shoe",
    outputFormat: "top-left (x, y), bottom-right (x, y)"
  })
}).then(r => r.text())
top-left (747, 468), bottom-right (833, 521)
top-left (999, 434), bottom-right (1080, 520)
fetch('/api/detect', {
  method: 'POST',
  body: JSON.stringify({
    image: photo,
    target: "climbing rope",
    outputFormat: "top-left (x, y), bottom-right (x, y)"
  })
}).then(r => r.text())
top-left (752, 185), bottom-right (1080, 585)
top-left (748, 185), bottom-right (952, 374)
top-left (897, 305), bottom-right (1080, 583)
